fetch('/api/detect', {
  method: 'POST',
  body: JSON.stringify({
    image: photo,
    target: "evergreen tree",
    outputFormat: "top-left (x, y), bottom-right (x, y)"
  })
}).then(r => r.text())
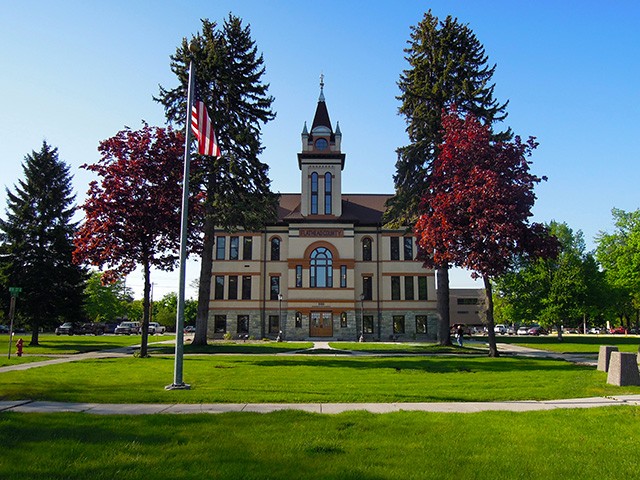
top-left (156, 15), bottom-right (278, 345)
top-left (0, 142), bottom-right (86, 345)
top-left (384, 11), bottom-right (510, 345)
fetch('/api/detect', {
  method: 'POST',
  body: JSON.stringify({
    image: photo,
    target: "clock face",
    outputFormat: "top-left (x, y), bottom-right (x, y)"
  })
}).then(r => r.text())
top-left (315, 138), bottom-right (328, 150)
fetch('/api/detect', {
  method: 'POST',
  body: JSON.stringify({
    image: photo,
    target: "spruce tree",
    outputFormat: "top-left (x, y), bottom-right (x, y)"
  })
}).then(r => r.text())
top-left (0, 142), bottom-right (86, 345)
top-left (384, 11), bottom-right (510, 345)
top-left (156, 15), bottom-right (278, 345)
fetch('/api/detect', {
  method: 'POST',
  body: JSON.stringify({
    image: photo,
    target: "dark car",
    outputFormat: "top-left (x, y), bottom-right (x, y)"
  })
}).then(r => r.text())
top-left (55, 322), bottom-right (105, 335)
top-left (528, 326), bottom-right (548, 336)
top-left (55, 322), bottom-right (77, 335)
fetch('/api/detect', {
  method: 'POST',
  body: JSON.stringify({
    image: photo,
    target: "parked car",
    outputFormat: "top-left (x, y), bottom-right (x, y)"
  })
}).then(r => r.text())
top-left (527, 326), bottom-right (548, 336)
top-left (517, 326), bottom-right (530, 335)
top-left (507, 325), bottom-right (517, 335)
top-left (114, 321), bottom-right (141, 335)
top-left (148, 322), bottom-right (166, 335)
top-left (184, 325), bottom-right (196, 333)
top-left (55, 322), bottom-right (78, 335)
top-left (494, 324), bottom-right (507, 335)
top-left (55, 322), bottom-right (105, 335)
top-left (104, 322), bottom-right (118, 334)
top-left (588, 327), bottom-right (602, 334)
top-left (0, 325), bottom-right (9, 334)
top-left (609, 326), bottom-right (627, 335)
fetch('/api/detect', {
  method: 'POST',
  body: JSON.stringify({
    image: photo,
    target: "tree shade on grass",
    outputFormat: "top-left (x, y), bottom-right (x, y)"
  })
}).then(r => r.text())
top-left (1, 408), bottom-right (640, 480)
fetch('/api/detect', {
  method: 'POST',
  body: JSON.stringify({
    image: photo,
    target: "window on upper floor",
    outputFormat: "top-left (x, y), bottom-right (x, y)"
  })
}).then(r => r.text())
top-left (340, 265), bottom-right (347, 288)
top-left (270, 276), bottom-right (280, 301)
top-left (230, 236), bottom-right (239, 260)
top-left (362, 276), bottom-right (373, 301)
top-left (243, 237), bottom-right (253, 260)
top-left (214, 276), bottom-right (224, 300)
top-left (270, 237), bottom-right (280, 261)
top-left (404, 237), bottom-right (413, 261)
top-left (295, 265), bottom-right (303, 288)
top-left (228, 275), bottom-right (238, 300)
top-left (362, 237), bottom-right (372, 261)
top-left (310, 172), bottom-right (318, 215)
top-left (404, 276), bottom-right (414, 301)
top-left (418, 276), bottom-right (428, 301)
top-left (391, 276), bottom-right (401, 301)
top-left (390, 237), bottom-right (400, 261)
top-left (324, 172), bottom-right (332, 214)
top-left (310, 247), bottom-right (332, 288)
top-left (215, 236), bottom-right (226, 260)
top-left (241, 275), bottom-right (251, 300)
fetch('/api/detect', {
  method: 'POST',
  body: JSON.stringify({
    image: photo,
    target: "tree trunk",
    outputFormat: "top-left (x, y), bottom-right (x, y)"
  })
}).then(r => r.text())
top-left (140, 260), bottom-right (151, 357)
top-left (483, 276), bottom-right (500, 357)
top-left (193, 213), bottom-right (215, 346)
top-left (436, 265), bottom-right (452, 346)
top-left (556, 324), bottom-right (563, 342)
top-left (29, 322), bottom-right (39, 346)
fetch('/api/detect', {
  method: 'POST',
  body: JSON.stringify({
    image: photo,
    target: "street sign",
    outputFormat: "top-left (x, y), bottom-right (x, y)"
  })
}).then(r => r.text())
top-left (8, 287), bottom-right (22, 296)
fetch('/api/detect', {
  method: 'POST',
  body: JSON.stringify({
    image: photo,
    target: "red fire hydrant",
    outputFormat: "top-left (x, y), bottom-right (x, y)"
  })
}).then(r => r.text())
top-left (16, 338), bottom-right (24, 357)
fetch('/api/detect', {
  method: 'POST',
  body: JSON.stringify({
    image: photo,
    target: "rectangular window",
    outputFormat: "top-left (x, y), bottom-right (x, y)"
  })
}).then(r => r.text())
top-left (237, 315), bottom-right (249, 334)
top-left (270, 276), bottom-right (280, 301)
top-left (340, 265), bottom-right (347, 288)
top-left (404, 237), bottom-right (413, 261)
top-left (418, 277), bottom-right (428, 301)
top-left (243, 236), bottom-right (253, 260)
top-left (268, 315), bottom-right (279, 334)
top-left (362, 238), bottom-right (372, 261)
top-left (457, 298), bottom-right (479, 305)
top-left (230, 236), bottom-right (239, 260)
top-left (214, 275), bottom-right (224, 300)
top-left (362, 276), bottom-right (373, 301)
top-left (416, 315), bottom-right (428, 334)
top-left (390, 237), bottom-right (400, 261)
top-left (393, 315), bottom-right (405, 334)
top-left (228, 275), bottom-right (238, 300)
top-left (296, 265), bottom-right (303, 288)
top-left (242, 276), bottom-right (251, 300)
top-left (404, 276), bottom-right (414, 301)
top-left (391, 276), bottom-right (401, 301)
top-left (295, 312), bottom-right (302, 328)
top-left (215, 236), bottom-right (226, 260)
top-left (363, 315), bottom-right (374, 334)
top-left (340, 312), bottom-right (347, 328)
top-left (271, 238), bottom-right (280, 261)
top-left (214, 315), bottom-right (226, 333)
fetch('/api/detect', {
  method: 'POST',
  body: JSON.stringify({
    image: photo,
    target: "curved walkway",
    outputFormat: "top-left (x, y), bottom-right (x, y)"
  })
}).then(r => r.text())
top-left (2, 340), bottom-right (636, 414)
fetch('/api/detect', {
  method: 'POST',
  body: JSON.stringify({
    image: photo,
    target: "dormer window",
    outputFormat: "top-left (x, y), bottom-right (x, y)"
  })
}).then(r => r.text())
top-left (315, 138), bottom-right (328, 150)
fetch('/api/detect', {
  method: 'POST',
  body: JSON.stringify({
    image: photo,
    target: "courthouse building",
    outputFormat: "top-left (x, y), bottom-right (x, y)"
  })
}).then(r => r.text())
top-left (208, 84), bottom-right (439, 341)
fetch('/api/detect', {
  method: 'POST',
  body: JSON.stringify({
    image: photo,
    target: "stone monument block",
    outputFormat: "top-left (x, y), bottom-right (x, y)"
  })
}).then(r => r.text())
top-left (597, 345), bottom-right (619, 372)
top-left (606, 351), bottom-right (640, 386)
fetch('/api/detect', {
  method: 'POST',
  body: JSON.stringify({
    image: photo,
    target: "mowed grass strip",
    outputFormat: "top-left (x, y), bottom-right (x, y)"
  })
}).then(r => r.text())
top-left (1, 354), bottom-right (638, 403)
top-left (1, 408), bottom-right (639, 480)
top-left (489, 334), bottom-right (640, 354)
top-left (9, 333), bottom-right (161, 355)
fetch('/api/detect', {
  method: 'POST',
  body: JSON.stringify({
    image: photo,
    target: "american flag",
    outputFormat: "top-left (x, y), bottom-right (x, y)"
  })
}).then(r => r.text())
top-left (191, 99), bottom-right (221, 157)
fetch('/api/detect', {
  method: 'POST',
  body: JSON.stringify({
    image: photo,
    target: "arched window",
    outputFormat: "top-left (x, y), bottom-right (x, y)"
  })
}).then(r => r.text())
top-left (362, 237), bottom-right (372, 261)
top-left (310, 172), bottom-right (318, 214)
top-left (270, 237), bottom-right (280, 261)
top-left (324, 172), bottom-right (332, 214)
top-left (310, 247), bottom-right (333, 288)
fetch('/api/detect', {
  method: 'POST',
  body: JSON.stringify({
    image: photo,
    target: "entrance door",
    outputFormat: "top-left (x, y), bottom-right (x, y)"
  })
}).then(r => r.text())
top-left (309, 312), bottom-right (333, 337)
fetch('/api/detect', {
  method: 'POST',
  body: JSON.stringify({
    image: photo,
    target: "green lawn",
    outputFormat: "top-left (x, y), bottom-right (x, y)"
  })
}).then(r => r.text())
top-left (8, 333), bottom-right (162, 355)
top-left (153, 340), bottom-right (314, 355)
top-left (1, 354), bottom-right (638, 404)
top-left (330, 341), bottom-right (486, 354)
top-left (1, 408), bottom-right (639, 480)
top-left (489, 334), bottom-right (640, 354)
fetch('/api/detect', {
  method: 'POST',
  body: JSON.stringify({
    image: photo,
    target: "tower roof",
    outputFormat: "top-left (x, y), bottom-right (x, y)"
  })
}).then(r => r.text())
top-left (311, 74), bottom-right (333, 135)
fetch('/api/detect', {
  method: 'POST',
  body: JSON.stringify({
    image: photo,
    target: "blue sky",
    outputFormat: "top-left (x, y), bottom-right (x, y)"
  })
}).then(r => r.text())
top-left (1, 1), bottom-right (639, 298)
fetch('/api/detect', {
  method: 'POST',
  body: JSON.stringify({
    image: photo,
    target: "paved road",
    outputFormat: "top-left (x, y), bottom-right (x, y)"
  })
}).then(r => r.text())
top-left (2, 340), bottom-right (636, 415)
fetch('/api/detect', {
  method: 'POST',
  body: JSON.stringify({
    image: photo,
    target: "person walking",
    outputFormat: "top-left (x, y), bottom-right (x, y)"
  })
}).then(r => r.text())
top-left (455, 325), bottom-right (464, 347)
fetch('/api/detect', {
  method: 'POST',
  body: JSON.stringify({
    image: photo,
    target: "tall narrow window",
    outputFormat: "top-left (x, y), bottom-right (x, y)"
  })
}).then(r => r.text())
top-left (404, 237), bottom-right (413, 261)
top-left (295, 312), bottom-right (302, 328)
top-left (363, 315), bottom-right (374, 334)
top-left (405, 276), bottom-right (415, 300)
top-left (390, 237), bottom-right (400, 260)
top-left (393, 315), bottom-right (405, 334)
top-left (214, 276), bottom-right (225, 300)
top-left (295, 265), bottom-right (303, 288)
top-left (391, 276), bottom-right (401, 301)
top-left (228, 275), bottom-right (238, 300)
top-left (340, 312), bottom-right (347, 328)
top-left (243, 236), bottom-right (253, 260)
top-left (310, 247), bottom-right (332, 288)
top-left (340, 265), bottom-right (347, 288)
top-left (310, 172), bottom-right (318, 214)
top-left (324, 172), bottom-right (332, 214)
top-left (362, 237), bottom-right (372, 261)
top-left (418, 277), bottom-right (428, 301)
top-left (214, 315), bottom-right (227, 333)
top-left (230, 236), bottom-right (239, 260)
top-left (271, 238), bottom-right (280, 261)
top-left (269, 315), bottom-right (279, 333)
top-left (362, 276), bottom-right (373, 300)
top-left (270, 276), bottom-right (280, 301)
top-left (416, 315), bottom-right (428, 334)
top-left (215, 236), bottom-right (226, 260)
top-left (237, 315), bottom-right (249, 334)
top-left (241, 275), bottom-right (251, 300)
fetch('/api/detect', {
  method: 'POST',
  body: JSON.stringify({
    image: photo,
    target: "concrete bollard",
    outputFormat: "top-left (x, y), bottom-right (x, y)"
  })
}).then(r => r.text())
top-left (606, 351), bottom-right (640, 386)
top-left (597, 345), bottom-right (619, 372)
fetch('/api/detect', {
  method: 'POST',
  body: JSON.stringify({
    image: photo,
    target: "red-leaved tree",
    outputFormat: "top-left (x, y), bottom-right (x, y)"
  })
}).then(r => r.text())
top-left (415, 110), bottom-right (558, 356)
top-left (74, 123), bottom-right (201, 357)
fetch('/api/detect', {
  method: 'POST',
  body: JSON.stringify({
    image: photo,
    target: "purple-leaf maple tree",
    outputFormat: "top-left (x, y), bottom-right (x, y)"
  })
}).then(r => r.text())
top-left (74, 123), bottom-right (202, 357)
top-left (415, 110), bottom-right (558, 357)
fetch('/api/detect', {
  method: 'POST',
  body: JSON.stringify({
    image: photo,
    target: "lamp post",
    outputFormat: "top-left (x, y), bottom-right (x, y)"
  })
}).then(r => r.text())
top-left (359, 293), bottom-right (365, 342)
top-left (278, 293), bottom-right (284, 341)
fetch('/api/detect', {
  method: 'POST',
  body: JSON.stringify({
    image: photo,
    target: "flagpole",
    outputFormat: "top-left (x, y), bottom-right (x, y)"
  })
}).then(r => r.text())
top-left (166, 52), bottom-right (196, 391)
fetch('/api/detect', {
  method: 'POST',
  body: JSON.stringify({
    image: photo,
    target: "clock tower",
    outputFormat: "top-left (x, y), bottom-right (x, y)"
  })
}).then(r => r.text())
top-left (299, 75), bottom-right (345, 218)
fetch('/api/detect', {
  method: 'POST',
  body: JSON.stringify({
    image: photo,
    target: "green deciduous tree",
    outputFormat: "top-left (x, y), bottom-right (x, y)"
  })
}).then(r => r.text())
top-left (156, 15), bottom-right (278, 345)
top-left (0, 142), bottom-right (86, 345)
top-left (385, 11), bottom-right (510, 345)
top-left (83, 271), bottom-right (132, 322)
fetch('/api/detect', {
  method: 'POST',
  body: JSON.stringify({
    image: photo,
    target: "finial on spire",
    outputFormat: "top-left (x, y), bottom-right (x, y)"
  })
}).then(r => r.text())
top-left (319, 73), bottom-right (325, 102)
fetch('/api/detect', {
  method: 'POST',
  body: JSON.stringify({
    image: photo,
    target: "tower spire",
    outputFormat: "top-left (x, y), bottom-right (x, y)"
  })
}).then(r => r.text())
top-left (319, 73), bottom-right (325, 102)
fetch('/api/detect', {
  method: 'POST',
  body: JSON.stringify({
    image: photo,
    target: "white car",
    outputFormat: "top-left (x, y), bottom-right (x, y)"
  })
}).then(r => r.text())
top-left (494, 324), bottom-right (507, 335)
top-left (114, 321), bottom-right (141, 335)
top-left (517, 326), bottom-right (530, 335)
top-left (148, 322), bottom-right (166, 335)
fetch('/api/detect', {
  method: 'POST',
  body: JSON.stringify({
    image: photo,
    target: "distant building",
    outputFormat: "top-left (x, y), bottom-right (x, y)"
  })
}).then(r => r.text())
top-left (449, 288), bottom-right (486, 327)
top-left (207, 82), bottom-right (439, 341)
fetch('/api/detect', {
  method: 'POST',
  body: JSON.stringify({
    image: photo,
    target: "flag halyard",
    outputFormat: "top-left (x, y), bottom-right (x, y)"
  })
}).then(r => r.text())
top-left (191, 99), bottom-right (221, 157)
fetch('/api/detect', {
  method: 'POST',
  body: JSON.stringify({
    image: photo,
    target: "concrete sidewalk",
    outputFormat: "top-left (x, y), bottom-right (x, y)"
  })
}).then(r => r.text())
top-left (1, 395), bottom-right (639, 415)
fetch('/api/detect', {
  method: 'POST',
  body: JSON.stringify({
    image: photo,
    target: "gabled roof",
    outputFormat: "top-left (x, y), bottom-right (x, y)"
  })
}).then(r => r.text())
top-left (276, 193), bottom-right (392, 225)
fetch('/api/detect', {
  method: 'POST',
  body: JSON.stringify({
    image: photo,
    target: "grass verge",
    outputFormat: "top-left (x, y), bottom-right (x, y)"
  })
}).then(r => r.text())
top-left (1, 408), bottom-right (639, 479)
top-left (488, 334), bottom-right (640, 354)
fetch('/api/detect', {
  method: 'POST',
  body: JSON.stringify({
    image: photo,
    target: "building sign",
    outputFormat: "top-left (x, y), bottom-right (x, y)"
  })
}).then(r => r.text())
top-left (299, 229), bottom-right (344, 238)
